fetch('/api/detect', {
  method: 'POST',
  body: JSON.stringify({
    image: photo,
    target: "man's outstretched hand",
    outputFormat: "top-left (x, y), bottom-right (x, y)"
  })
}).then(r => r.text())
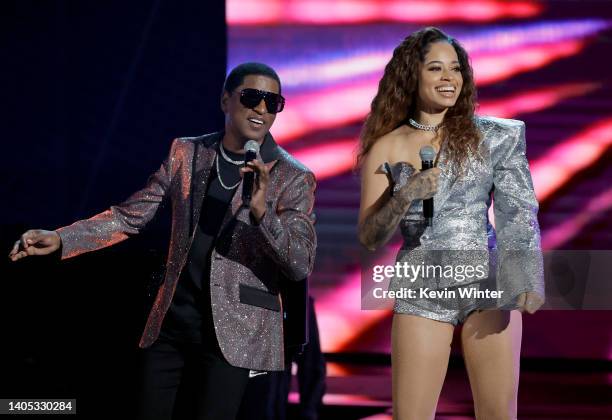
top-left (8, 230), bottom-right (61, 262)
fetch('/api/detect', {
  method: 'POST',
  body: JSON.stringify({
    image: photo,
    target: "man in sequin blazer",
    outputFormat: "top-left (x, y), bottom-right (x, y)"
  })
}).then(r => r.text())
top-left (9, 63), bottom-right (316, 376)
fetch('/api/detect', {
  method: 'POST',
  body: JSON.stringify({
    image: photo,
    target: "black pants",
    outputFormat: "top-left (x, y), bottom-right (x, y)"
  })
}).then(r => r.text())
top-left (238, 297), bottom-right (326, 420)
top-left (137, 337), bottom-right (250, 420)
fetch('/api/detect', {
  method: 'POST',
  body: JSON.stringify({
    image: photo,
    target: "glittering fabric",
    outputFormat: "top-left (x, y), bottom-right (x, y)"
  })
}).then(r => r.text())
top-left (384, 116), bottom-right (544, 323)
top-left (56, 131), bottom-right (316, 371)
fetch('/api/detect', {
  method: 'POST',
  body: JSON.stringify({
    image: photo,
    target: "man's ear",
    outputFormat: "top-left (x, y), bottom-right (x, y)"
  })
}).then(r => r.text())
top-left (221, 91), bottom-right (230, 113)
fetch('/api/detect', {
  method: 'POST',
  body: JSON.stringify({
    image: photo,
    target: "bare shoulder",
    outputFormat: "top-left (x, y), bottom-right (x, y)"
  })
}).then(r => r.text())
top-left (374, 125), bottom-right (426, 169)
top-left (361, 132), bottom-right (393, 178)
top-left (366, 126), bottom-right (412, 162)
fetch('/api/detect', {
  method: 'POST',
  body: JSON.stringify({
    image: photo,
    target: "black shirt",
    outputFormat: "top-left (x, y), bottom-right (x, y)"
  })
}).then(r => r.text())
top-left (159, 142), bottom-right (244, 345)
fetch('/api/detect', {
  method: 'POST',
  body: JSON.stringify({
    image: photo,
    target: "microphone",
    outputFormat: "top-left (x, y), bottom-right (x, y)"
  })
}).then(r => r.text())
top-left (242, 140), bottom-right (261, 206)
top-left (419, 145), bottom-right (436, 226)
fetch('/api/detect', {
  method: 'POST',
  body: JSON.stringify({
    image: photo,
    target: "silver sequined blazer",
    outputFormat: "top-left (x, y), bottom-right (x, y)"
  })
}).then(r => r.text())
top-left (386, 116), bottom-right (544, 307)
top-left (56, 132), bottom-right (316, 371)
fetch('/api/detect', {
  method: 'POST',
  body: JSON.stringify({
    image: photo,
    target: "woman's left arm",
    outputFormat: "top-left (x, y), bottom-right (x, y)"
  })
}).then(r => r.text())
top-left (492, 120), bottom-right (544, 313)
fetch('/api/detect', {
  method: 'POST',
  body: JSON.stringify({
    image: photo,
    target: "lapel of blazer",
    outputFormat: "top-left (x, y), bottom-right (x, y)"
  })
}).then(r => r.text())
top-left (189, 132), bottom-right (220, 236)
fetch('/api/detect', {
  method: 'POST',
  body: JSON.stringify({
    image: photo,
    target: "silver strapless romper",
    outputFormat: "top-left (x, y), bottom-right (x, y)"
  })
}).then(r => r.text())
top-left (384, 116), bottom-right (544, 325)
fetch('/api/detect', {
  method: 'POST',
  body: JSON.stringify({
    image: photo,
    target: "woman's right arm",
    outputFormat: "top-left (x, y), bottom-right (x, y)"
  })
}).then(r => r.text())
top-left (358, 140), bottom-right (440, 251)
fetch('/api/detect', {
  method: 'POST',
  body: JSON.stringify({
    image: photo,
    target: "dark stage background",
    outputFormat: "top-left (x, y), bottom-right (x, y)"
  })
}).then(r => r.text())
top-left (1, 1), bottom-right (226, 418)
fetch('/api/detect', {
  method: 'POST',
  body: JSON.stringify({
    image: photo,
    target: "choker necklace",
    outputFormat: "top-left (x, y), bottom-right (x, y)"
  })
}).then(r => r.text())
top-left (219, 142), bottom-right (245, 165)
top-left (409, 118), bottom-right (440, 132)
top-left (215, 155), bottom-right (241, 190)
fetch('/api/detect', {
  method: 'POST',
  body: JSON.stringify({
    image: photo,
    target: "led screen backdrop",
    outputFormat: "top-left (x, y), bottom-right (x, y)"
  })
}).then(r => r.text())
top-left (227, 0), bottom-right (612, 358)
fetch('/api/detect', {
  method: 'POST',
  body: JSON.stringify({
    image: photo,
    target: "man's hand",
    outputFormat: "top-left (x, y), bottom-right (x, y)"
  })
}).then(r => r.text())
top-left (240, 159), bottom-right (270, 223)
top-left (8, 229), bottom-right (61, 262)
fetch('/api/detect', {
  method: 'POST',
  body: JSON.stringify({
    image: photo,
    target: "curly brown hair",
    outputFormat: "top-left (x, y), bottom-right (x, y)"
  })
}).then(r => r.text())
top-left (357, 27), bottom-right (480, 172)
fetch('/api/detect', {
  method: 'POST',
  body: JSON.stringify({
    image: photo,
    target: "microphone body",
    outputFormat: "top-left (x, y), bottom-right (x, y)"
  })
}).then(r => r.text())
top-left (419, 146), bottom-right (436, 226)
top-left (242, 140), bottom-right (260, 206)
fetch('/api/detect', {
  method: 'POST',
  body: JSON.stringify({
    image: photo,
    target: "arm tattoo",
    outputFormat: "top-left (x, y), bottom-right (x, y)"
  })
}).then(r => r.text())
top-left (359, 173), bottom-right (434, 251)
top-left (359, 188), bottom-right (413, 251)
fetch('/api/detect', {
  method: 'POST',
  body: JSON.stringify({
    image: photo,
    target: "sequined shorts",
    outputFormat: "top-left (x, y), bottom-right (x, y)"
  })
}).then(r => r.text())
top-left (394, 296), bottom-right (477, 326)
top-left (393, 278), bottom-right (509, 326)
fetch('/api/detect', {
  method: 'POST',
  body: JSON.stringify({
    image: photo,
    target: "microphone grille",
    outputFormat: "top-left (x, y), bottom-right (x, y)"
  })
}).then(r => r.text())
top-left (245, 140), bottom-right (260, 154)
top-left (419, 145), bottom-right (436, 161)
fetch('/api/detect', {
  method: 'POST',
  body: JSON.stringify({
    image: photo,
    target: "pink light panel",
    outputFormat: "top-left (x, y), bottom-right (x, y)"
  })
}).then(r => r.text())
top-left (228, 0), bottom-right (542, 25)
top-left (530, 118), bottom-right (612, 202)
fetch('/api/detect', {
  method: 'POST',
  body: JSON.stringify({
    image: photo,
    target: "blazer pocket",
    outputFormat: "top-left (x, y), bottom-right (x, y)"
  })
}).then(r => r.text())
top-left (239, 284), bottom-right (281, 312)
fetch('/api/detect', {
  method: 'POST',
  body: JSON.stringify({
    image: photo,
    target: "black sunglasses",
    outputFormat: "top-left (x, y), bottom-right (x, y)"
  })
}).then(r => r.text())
top-left (238, 88), bottom-right (285, 114)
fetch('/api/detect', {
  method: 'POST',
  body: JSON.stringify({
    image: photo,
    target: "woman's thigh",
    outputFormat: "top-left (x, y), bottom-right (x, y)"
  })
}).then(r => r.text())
top-left (392, 313), bottom-right (454, 420)
top-left (461, 309), bottom-right (522, 420)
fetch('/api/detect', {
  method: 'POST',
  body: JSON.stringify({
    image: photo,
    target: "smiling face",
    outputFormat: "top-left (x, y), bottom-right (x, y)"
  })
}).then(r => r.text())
top-left (416, 41), bottom-right (463, 114)
top-left (221, 74), bottom-right (280, 145)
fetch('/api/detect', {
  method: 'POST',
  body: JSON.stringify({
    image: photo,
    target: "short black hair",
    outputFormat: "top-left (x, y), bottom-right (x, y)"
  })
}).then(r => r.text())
top-left (223, 62), bottom-right (282, 95)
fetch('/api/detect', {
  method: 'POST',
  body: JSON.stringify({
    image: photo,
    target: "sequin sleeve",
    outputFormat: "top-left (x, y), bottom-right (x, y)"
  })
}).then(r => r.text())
top-left (55, 139), bottom-right (176, 259)
top-left (258, 171), bottom-right (317, 282)
top-left (491, 121), bottom-right (545, 300)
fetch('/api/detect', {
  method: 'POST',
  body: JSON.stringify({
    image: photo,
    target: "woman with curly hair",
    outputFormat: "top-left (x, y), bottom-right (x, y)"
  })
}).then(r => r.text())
top-left (358, 27), bottom-right (544, 419)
